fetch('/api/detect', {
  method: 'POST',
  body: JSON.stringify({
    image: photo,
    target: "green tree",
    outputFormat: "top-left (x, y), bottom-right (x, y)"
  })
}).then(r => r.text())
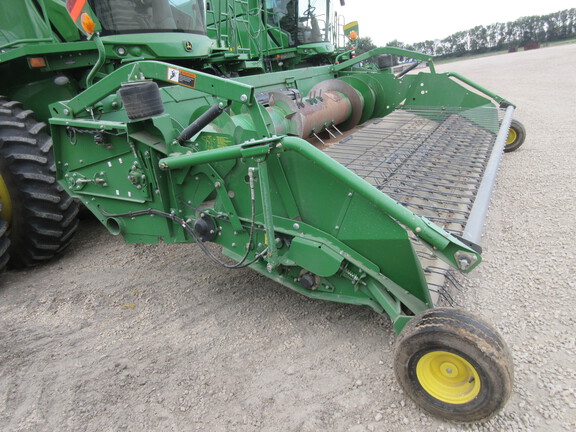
top-left (361, 8), bottom-right (576, 59)
top-left (355, 36), bottom-right (377, 55)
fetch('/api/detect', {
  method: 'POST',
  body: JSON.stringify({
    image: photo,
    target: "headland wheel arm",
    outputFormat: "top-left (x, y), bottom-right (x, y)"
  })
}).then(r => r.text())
top-left (333, 47), bottom-right (436, 73)
top-left (50, 61), bottom-right (255, 118)
top-left (445, 72), bottom-right (515, 107)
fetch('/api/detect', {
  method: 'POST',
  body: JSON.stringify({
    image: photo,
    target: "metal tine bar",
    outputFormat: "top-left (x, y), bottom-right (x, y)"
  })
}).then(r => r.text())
top-left (384, 182), bottom-right (477, 197)
top-left (324, 106), bottom-right (501, 237)
top-left (380, 175), bottom-right (480, 190)
top-left (351, 149), bottom-right (490, 170)
top-left (376, 172), bottom-right (480, 187)
top-left (362, 159), bottom-right (487, 183)
top-left (427, 267), bottom-right (463, 290)
top-left (396, 201), bottom-right (471, 217)
top-left (384, 189), bottom-right (475, 208)
top-left (381, 162), bottom-right (486, 177)
top-left (383, 183), bottom-right (476, 200)
top-left (344, 152), bottom-right (486, 172)
top-left (421, 216), bottom-right (468, 226)
top-left (427, 285), bottom-right (456, 306)
top-left (376, 176), bottom-right (479, 193)
top-left (393, 198), bottom-right (470, 215)
top-left (405, 210), bottom-right (469, 228)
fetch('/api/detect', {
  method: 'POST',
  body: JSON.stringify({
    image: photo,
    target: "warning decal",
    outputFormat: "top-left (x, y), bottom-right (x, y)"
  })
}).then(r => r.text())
top-left (167, 67), bottom-right (196, 89)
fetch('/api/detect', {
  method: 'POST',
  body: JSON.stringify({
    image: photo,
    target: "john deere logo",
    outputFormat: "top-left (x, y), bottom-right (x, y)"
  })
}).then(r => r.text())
top-left (184, 41), bottom-right (193, 52)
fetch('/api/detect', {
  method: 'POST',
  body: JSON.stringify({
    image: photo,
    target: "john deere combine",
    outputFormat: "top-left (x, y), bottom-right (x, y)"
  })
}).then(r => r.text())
top-left (1, 0), bottom-right (526, 422)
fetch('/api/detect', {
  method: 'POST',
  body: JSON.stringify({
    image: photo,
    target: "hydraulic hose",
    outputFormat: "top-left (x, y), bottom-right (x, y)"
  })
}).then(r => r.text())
top-left (177, 100), bottom-right (231, 144)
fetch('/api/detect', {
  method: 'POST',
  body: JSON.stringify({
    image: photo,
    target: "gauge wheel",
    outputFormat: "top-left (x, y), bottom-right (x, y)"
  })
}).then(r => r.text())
top-left (394, 308), bottom-right (513, 423)
top-left (504, 119), bottom-right (526, 152)
top-left (0, 97), bottom-right (79, 268)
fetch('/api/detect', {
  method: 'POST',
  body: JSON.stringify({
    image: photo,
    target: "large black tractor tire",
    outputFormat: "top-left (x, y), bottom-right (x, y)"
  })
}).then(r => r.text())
top-left (0, 207), bottom-right (9, 273)
top-left (0, 97), bottom-right (79, 268)
top-left (394, 308), bottom-right (514, 423)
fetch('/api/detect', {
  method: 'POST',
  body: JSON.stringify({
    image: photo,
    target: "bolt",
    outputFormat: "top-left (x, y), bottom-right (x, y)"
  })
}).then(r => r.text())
top-left (240, 94), bottom-right (248, 103)
top-left (214, 181), bottom-right (221, 188)
top-left (415, 227), bottom-right (422, 233)
top-left (231, 242), bottom-right (236, 247)
top-left (347, 192), bottom-right (353, 197)
top-left (63, 109), bottom-right (70, 115)
top-left (293, 223), bottom-right (300, 230)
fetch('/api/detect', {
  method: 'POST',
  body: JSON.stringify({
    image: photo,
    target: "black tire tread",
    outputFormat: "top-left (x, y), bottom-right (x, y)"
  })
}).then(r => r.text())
top-left (0, 96), bottom-right (79, 268)
top-left (394, 308), bottom-right (514, 423)
top-left (504, 119), bottom-right (526, 153)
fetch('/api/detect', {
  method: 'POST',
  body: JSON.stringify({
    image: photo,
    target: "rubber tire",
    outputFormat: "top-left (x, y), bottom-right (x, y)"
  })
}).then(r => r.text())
top-left (394, 308), bottom-right (514, 423)
top-left (0, 97), bottom-right (79, 268)
top-left (504, 119), bottom-right (526, 153)
top-left (118, 81), bottom-right (164, 120)
top-left (377, 54), bottom-right (395, 69)
top-left (0, 206), bottom-right (9, 273)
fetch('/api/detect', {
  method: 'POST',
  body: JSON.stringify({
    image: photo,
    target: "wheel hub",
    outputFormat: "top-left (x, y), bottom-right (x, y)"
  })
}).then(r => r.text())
top-left (416, 350), bottom-right (481, 404)
top-left (506, 128), bottom-right (517, 145)
top-left (440, 361), bottom-right (458, 377)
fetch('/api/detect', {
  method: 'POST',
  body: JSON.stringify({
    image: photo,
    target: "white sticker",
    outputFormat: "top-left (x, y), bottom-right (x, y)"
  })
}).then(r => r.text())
top-left (167, 67), bottom-right (180, 83)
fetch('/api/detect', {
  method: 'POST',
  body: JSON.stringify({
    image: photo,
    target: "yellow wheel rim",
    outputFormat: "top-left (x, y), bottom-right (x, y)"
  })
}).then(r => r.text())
top-left (0, 173), bottom-right (11, 223)
top-left (506, 128), bottom-right (517, 145)
top-left (416, 351), bottom-right (481, 404)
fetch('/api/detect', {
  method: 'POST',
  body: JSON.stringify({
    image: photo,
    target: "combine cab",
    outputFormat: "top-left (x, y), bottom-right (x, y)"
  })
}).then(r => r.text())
top-left (2, 0), bottom-right (526, 422)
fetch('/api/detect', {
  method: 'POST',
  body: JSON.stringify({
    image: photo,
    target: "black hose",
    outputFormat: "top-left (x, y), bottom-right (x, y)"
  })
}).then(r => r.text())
top-left (396, 61), bottom-right (421, 78)
top-left (177, 100), bottom-right (231, 144)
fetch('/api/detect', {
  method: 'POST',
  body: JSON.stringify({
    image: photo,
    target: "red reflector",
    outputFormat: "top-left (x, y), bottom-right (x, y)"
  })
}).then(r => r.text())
top-left (66, 0), bottom-right (86, 22)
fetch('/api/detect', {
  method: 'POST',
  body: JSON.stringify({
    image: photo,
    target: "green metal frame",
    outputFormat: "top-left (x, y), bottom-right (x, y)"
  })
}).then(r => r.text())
top-left (2, 0), bottom-right (517, 334)
top-left (47, 57), bottom-right (505, 333)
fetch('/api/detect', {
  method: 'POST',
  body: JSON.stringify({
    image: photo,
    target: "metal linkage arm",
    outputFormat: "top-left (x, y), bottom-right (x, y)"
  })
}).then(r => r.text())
top-left (51, 61), bottom-right (254, 118)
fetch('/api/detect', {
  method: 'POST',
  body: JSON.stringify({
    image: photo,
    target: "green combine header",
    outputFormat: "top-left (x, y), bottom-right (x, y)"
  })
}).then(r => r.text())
top-left (0, 0), bottom-right (525, 422)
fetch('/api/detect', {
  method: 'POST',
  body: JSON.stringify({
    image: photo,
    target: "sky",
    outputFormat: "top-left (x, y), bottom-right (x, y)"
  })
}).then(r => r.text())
top-left (332, 0), bottom-right (576, 45)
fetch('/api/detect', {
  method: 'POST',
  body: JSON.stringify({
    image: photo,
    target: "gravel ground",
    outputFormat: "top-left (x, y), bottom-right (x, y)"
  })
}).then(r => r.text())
top-left (1, 43), bottom-right (575, 432)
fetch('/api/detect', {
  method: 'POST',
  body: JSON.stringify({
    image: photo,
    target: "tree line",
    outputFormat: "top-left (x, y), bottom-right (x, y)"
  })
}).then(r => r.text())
top-left (359, 8), bottom-right (576, 59)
